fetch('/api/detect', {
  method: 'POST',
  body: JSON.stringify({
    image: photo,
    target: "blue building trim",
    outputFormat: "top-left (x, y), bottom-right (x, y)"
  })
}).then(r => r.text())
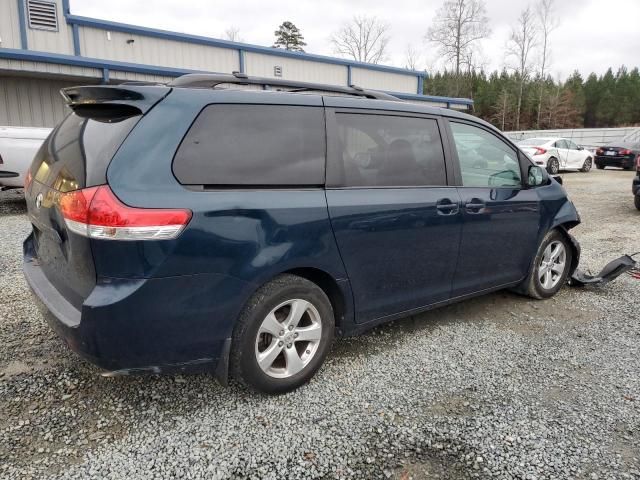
top-left (238, 49), bottom-right (245, 73)
top-left (16, 0), bottom-right (28, 50)
top-left (61, 0), bottom-right (81, 55)
top-left (71, 24), bottom-right (81, 55)
top-left (63, 14), bottom-right (424, 80)
top-left (0, 48), bottom-right (473, 106)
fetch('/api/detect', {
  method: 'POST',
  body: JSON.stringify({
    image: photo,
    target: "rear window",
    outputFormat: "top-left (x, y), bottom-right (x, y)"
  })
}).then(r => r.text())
top-left (31, 112), bottom-right (139, 192)
top-left (173, 105), bottom-right (325, 186)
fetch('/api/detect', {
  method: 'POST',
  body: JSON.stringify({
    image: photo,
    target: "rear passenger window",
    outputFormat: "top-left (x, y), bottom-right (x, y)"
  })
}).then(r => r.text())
top-left (173, 105), bottom-right (325, 186)
top-left (450, 122), bottom-right (522, 188)
top-left (334, 114), bottom-right (447, 187)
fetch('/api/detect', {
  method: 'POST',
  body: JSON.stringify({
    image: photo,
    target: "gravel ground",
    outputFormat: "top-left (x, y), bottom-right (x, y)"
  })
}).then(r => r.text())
top-left (1, 169), bottom-right (639, 480)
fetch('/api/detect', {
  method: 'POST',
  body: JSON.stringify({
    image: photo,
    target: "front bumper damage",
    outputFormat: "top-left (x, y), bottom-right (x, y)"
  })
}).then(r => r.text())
top-left (569, 253), bottom-right (639, 286)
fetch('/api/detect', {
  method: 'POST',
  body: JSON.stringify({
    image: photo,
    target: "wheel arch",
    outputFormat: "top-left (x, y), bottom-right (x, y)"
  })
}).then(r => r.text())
top-left (548, 197), bottom-right (581, 276)
top-left (283, 267), bottom-right (353, 334)
top-left (554, 224), bottom-right (581, 277)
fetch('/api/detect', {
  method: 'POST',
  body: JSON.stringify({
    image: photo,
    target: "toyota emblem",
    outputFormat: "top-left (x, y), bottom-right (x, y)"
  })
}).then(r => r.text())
top-left (35, 192), bottom-right (43, 210)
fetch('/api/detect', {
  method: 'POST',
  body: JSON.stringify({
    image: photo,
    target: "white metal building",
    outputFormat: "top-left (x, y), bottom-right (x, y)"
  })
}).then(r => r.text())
top-left (0, 0), bottom-right (473, 128)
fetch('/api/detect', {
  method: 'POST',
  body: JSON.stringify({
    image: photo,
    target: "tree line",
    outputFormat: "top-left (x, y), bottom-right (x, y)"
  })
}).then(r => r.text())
top-left (425, 66), bottom-right (640, 131)
top-left (227, 0), bottom-right (639, 131)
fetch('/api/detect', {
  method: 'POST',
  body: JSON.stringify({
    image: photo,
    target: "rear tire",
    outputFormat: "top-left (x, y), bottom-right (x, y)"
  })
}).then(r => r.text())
top-left (522, 230), bottom-right (573, 300)
top-left (635, 195), bottom-right (640, 211)
top-left (230, 274), bottom-right (334, 394)
top-left (596, 163), bottom-right (605, 170)
top-left (580, 157), bottom-right (592, 172)
top-left (547, 157), bottom-right (560, 175)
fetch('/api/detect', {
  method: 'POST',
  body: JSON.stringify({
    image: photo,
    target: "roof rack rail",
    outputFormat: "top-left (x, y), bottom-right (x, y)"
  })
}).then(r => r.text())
top-left (168, 73), bottom-right (400, 101)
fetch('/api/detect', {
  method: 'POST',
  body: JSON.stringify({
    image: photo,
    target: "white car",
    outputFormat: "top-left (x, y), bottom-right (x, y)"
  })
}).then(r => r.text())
top-left (518, 137), bottom-right (593, 174)
top-left (0, 126), bottom-right (51, 189)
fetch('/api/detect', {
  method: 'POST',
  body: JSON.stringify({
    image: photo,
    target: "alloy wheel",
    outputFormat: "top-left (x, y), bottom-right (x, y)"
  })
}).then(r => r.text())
top-left (583, 158), bottom-right (592, 172)
top-left (254, 299), bottom-right (323, 379)
top-left (538, 241), bottom-right (567, 290)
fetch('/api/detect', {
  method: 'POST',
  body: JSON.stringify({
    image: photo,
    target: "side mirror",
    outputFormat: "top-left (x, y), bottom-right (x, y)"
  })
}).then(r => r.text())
top-left (577, 146), bottom-right (584, 151)
top-left (527, 165), bottom-right (546, 187)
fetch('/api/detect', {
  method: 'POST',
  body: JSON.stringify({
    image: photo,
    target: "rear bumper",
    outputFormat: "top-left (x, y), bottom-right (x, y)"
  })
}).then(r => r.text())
top-left (23, 233), bottom-right (249, 381)
top-left (595, 155), bottom-right (634, 168)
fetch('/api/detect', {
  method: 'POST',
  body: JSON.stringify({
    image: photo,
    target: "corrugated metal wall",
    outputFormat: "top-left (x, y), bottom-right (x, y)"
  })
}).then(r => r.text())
top-left (108, 70), bottom-right (175, 83)
top-left (0, 59), bottom-right (101, 79)
top-left (505, 127), bottom-right (640, 149)
top-left (26, 1), bottom-right (75, 55)
top-left (245, 52), bottom-right (348, 86)
top-left (0, 0), bottom-right (23, 49)
top-left (0, 76), bottom-right (80, 127)
top-left (350, 68), bottom-right (418, 93)
top-left (80, 27), bottom-right (239, 73)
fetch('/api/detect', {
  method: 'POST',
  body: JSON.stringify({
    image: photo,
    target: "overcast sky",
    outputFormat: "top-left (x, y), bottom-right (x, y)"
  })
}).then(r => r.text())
top-left (70, 0), bottom-right (640, 80)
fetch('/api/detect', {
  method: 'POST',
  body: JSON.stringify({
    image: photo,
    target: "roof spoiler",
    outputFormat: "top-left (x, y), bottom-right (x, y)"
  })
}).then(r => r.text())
top-left (60, 85), bottom-right (171, 119)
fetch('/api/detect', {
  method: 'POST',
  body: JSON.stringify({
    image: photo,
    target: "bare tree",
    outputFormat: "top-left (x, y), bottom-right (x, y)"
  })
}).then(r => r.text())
top-left (331, 15), bottom-right (390, 64)
top-left (506, 5), bottom-right (538, 130)
top-left (535, 0), bottom-right (559, 127)
top-left (490, 89), bottom-right (512, 131)
top-left (405, 44), bottom-right (420, 70)
top-left (426, 0), bottom-right (491, 93)
top-left (223, 26), bottom-right (243, 43)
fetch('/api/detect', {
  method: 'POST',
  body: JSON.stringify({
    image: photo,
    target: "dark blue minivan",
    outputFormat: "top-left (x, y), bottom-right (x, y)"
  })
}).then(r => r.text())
top-left (23, 74), bottom-right (580, 393)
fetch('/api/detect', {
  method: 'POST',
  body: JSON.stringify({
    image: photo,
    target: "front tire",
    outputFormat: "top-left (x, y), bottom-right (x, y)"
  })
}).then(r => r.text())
top-left (523, 230), bottom-right (573, 299)
top-left (580, 157), bottom-right (592, 172)
top-left (547, 157), bottom-right (560, 175)
top-left (230, 274), bottom-right (334, 394)
top-left (596, 163), bottom-right (605, 170)
top-left (635, 195), bottom-right (640, 211)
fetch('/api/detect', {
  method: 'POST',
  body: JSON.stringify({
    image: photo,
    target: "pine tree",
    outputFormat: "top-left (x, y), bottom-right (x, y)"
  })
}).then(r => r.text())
top-left (414, 55), bottom-right (637, 129)
top-left (273, 21), bottom-right (307, 52)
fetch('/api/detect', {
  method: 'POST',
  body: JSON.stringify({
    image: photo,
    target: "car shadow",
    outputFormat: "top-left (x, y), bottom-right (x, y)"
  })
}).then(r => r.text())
top-left (0, 190), bottom-right (27, 216)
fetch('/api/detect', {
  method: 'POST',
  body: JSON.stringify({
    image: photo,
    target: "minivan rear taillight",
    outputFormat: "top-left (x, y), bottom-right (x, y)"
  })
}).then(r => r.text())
top-left (620, 149), bottom-right (632, 156)
top-left (58, 186), bottom-right (192, 241)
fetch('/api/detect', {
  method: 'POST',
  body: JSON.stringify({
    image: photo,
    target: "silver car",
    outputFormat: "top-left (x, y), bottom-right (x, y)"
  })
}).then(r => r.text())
top-left (0, 126), bottom-right (51, 190)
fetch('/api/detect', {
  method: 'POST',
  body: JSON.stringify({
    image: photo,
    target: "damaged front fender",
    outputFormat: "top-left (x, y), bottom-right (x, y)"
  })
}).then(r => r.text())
top-left (551, 198), bottom-right (581, 231)
top-left (548, 196), bottom-right (581, 277)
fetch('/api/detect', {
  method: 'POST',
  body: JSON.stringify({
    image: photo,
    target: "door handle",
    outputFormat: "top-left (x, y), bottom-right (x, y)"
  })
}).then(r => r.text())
top-left (465, 199), bottom-right (485, 213)
top-left (436, 198), bottom-right (459, 215)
